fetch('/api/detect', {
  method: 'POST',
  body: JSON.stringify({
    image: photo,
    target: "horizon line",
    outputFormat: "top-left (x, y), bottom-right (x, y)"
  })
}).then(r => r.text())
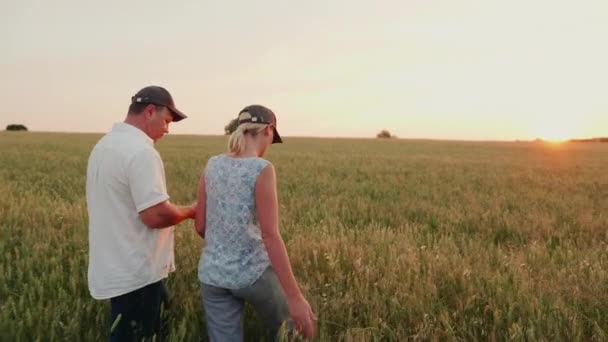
top-left (3, 129), bottom-right (607, 144)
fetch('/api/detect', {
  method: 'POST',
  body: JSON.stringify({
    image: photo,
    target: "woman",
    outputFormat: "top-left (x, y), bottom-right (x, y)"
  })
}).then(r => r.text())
top-left (195, 105), bottom-right (316, 341)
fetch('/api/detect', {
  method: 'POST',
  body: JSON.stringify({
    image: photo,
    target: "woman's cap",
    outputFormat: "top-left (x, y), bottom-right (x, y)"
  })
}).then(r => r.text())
top-left (238, 105), bottom-right (283, 144)
top-left (131, 86), bottom-right (187, 122)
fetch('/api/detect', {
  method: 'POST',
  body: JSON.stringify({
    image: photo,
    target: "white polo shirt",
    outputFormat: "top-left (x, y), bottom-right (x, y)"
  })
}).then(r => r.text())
top-left (86, 122), bottom-right (175, 300)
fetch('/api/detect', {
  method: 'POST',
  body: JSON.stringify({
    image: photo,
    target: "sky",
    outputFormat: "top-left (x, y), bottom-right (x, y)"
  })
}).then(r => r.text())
top-left (1, 0), bottom-right (607, 140)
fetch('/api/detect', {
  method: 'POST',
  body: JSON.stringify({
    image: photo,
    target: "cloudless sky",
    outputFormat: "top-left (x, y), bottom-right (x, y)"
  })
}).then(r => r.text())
top-left (1, 0), bottom-right (607, 140)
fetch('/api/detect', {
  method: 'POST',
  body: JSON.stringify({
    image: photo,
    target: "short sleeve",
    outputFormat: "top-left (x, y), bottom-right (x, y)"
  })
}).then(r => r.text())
top-left (128, 148), bottom-right (170, 213)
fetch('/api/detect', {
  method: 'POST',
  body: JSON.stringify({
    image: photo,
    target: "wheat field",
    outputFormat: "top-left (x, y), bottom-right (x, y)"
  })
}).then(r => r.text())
top-left (1, 132), bottom-right (607, 341)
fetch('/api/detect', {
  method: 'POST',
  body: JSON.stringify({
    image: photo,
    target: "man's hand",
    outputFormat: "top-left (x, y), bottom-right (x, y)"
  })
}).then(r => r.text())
top-left (186, 202), bottom-right (197, 219)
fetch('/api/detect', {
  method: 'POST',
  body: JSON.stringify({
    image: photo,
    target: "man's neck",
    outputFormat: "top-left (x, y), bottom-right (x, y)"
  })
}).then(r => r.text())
top-left (123, 116), bottom-right (153, 142)
top-left (124, 116), bottom-right (146, 132)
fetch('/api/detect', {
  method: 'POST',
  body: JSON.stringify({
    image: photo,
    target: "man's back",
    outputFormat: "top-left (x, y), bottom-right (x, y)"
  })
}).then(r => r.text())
top-left (86, 123), bottom-right (174, 300)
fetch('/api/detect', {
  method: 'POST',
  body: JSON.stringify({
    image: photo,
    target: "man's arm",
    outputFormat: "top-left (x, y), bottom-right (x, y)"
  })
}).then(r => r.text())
top-left (139, 200), bottom-right (196, 229)
top-left (128, 148), bottom-right (195, 229)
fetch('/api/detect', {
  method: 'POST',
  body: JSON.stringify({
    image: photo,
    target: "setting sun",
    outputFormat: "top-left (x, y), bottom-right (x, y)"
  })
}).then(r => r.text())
top-left (539, 131), bottom-right (571, 142)
top-left (530, 118), bottom-right (583, 142)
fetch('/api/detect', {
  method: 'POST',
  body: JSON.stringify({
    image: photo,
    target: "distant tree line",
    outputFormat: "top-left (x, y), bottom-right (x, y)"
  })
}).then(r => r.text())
top-left (6, 124), bottom-right (28, 131)
top-left (568, 137), bottom-right (608, 143)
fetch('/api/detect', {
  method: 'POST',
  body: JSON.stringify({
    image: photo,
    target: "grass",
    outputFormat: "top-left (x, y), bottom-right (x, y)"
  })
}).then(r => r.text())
top-left (1, 131), bottom-right (607, 341)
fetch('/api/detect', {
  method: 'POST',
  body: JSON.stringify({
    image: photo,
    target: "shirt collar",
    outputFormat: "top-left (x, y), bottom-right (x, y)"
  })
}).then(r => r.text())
top-left (112, 122), bottom-right (153, 145)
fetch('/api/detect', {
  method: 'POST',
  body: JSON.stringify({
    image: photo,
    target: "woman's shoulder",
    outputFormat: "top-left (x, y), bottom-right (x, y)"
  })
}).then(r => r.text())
top-left (207, 154), bottom-right (270, 169)
top-left (250, 157), bottom-right (271, 170)
top-left (204, 154), bottom-right (219, 165)
top-left (223, 154), bottom-right (271, 165)
top-left (235, 156), bottom-right (271, 175)
top-left (204, 154), bottom-right (229, 170)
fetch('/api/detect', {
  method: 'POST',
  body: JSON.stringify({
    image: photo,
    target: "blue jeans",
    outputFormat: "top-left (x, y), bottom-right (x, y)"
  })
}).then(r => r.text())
top-left (201, 267), bottom-right (291, 342)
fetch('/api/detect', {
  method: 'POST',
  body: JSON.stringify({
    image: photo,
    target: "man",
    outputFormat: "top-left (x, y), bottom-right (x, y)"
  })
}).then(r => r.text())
top-left (86, 86), bottom-right (196, 341)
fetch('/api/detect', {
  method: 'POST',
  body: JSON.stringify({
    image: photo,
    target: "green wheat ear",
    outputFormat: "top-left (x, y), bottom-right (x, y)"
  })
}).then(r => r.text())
top-left (277, 321), bottom-right (289, 342)
top-left (110, 313), bottom-right (122, 333)
top-left (277, 320), bottom-right (304, 342)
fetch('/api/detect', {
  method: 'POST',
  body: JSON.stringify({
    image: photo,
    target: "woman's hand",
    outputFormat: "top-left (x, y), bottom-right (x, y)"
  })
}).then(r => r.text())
top-left (287, 294), bottom-right (317, 338)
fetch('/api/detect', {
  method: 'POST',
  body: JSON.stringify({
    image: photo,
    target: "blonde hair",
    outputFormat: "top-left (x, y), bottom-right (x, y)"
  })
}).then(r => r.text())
top-left (228, 122), bottom-right (268, 154)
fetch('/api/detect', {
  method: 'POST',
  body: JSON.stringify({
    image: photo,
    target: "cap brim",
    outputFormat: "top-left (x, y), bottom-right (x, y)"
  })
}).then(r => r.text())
top-left (272, 127), bottom-right (283, 144)
top-left (169, 106), bottom-right (187, 122)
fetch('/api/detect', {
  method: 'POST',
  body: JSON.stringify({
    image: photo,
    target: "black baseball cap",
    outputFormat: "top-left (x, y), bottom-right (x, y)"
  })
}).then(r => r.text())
top-left (238, 105), bottom-right (283, 144)
top-left (131, 86), bottom-right (187, 122)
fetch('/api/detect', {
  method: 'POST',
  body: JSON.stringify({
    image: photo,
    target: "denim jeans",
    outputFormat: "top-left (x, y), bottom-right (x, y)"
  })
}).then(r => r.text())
top-left (109, 280), bottom-right (168, 342)
top-left (201, 267), bottom-right (291, 342)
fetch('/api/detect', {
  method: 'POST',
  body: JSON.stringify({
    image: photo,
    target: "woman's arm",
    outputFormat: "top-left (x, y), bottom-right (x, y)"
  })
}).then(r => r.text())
top-left (256, 164), bottom-right (316, 338)
top-left (194, 171), bottom-right (207, 238)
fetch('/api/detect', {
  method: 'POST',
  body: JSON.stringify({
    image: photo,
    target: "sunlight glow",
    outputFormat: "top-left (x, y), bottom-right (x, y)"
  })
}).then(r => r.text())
top-left (537, 128), bottom-right (574, 142)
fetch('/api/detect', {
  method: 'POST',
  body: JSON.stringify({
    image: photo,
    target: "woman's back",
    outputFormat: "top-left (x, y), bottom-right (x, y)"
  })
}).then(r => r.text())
top-left (195, 106), bottom-right (316, 340)
top-left (198, 154), bottom-right (271, 289)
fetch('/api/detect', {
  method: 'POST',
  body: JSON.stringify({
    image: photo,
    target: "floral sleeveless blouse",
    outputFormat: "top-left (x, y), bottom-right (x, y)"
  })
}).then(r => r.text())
top-left (198, 154), bottom-right (272, 289)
